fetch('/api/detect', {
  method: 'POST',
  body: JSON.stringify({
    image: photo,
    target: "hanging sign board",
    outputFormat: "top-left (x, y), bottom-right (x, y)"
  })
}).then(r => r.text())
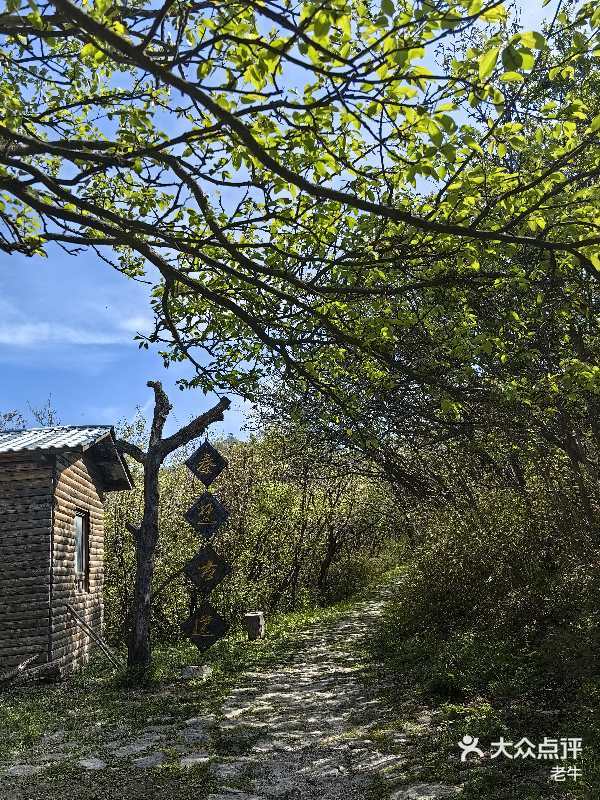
top-left (181, 602), bottom-right (230, 652)
top-left (185, 492), bottom-right (230, 538)
top-left (179, 440), bottom-right (232, 654)
top-left (185, 441), bottom-right (228, 487)
top-left (183, 544), bottom-right (232, 595)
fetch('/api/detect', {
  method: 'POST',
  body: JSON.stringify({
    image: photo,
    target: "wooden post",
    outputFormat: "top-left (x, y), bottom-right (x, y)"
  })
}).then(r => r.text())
top-left (66, 604), bottom-right (124, 668)
top-left (116, 382), bottom-right (230, 680)
top-left (243, 611), bottom-right (265, 641)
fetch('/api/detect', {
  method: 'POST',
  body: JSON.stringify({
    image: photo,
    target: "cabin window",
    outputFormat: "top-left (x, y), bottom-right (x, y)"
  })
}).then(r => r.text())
top-left (74, 511), bottom-right (90, 592)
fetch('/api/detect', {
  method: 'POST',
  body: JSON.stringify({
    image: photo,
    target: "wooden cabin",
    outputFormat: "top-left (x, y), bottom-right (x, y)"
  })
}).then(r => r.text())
top-left (0, 427), bottom-right (133, 674)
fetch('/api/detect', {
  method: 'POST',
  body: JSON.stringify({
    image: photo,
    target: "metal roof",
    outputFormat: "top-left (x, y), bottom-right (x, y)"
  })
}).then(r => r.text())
top-left (0, 426), bottom-right (134, 492)
top-left (0, 426), bottom-right (113, 453)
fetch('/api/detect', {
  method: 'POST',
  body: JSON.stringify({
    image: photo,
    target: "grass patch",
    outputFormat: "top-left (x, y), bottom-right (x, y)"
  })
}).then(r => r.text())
top-left (4, 762), bottom-right (217, 800)
top-left (364, 569), bottom-right (599, 800)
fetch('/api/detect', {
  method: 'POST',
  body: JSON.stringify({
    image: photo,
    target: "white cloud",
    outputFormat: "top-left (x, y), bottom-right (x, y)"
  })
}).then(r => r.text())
top-left (0, 296), bottom-right (151, 348)
top-left (0, 322), bottom-right (127, 347)
top-left (118, 315), bottom-right (154, 335)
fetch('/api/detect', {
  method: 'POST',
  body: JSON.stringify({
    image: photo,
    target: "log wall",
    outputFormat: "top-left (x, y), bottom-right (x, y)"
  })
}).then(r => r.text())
top-left (0, 453), bottom-right (53, 669)
top-left (50, 452), bottom-right (106, 673)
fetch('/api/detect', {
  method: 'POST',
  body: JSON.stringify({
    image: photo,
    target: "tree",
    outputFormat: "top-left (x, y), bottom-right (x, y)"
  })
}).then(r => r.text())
top-left (0, 396), bottom-right (59, 430)
top-left (28, 395), bottom-right (61, 426)
top-left (115, 381), bottom-right (229, 674)
top-left (0, 410), bottom-right (25, 431)
top-left (0, 0), bottom-right (597, 408)
top-left (252, 20), bottom-right (600, 509)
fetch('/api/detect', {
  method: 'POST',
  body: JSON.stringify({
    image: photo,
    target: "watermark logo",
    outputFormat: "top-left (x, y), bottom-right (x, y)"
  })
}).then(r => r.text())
top-left (457, 736), bottom-right (583, 782)
top-left (458, 735), bottom-right (484, 762)
top-left (550, 765), bottom-right (582, 782)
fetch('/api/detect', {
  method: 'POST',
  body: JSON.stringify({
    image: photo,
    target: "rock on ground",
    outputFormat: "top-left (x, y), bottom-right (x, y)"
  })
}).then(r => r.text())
top-left (77, 758), bottom-right (107, 770)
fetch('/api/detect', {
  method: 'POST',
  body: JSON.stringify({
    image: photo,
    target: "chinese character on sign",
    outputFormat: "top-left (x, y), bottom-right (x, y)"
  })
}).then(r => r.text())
top-left (185, 492), bottom-right (230, 538)
top-left (185, 441), bottom-right (228, 487)
top-left (181, 601), bottom-right (230, 652)
top-left (183, 544), bottom-right (232, 594)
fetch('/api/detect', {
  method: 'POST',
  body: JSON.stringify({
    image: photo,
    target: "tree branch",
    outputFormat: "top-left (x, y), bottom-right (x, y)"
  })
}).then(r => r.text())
top-left (147, 380), bottom-right (172, 448)
top-left (160, 396), bottom-right (231, 456)
top-left (116, 439), bottom-right (146, 464)
top-left (48, 0), bottom-right (600, 256)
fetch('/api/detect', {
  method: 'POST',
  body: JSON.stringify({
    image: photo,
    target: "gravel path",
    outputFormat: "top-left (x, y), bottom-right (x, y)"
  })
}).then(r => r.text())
top-left (2, 588), bottom-right (462, 800)
top-left (209, 589), bottom-right (460, 800)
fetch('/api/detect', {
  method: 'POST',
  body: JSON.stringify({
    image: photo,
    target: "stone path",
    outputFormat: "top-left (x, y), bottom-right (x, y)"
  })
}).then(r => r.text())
top-left (2, 590), bottom-right (462, 799)
top-left (208, 591), bottom-right (461, 800)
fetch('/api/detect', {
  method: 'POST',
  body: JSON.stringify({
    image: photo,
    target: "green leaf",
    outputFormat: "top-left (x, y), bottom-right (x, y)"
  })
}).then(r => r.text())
top-left (518, 50), bottom-right (536, 71)
top-left (381, 0), bottom-right (395, 17)
top-left (81, 42), bottom-right (95, 59)
top-left (481, 4), bottom-right (507, 21)
top-left (515, 31), bottom-right (546, 50)
top-left (502, 45), bottom-right (522, 70)
top-left (428, 121), bottom-right (443, 147)
top-left (478, 47), bottom-right (499, 82)
top-left (313, 13), bottom-right (331, 39)
top-left (339, 14), bottom-right (351, 39)
top-left (590, 113), bottom-right (600, 132)
top-left (500, 72), bottom-right (525, 83)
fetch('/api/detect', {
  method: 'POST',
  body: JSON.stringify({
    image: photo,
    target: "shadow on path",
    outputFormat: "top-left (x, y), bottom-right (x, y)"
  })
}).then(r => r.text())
top-left (211, 585), bottom-right (462, 800)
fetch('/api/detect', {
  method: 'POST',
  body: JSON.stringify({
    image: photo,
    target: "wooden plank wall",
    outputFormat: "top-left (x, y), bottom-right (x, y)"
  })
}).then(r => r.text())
top-left (51, 452), bottom-right (105, 672)
top-left (0, 454), bottom-right (53, 669)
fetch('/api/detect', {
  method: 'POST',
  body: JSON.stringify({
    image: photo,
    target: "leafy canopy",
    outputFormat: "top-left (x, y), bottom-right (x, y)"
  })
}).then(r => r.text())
top-left (0, 0), bottom-right (598, 408)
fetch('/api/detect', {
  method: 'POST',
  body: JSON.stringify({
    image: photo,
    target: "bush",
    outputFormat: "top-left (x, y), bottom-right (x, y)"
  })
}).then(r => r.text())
top-left (103, 424), bottom-right (405, 645)
top-left (367, 464), bottom-right (600, 799)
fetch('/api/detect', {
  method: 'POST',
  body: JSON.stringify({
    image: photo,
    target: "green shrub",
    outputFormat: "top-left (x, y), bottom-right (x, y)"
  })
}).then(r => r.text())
top-left (367, 464), bottom-right (600, 799)
top-left (103, 424), bottom-right (405, 645)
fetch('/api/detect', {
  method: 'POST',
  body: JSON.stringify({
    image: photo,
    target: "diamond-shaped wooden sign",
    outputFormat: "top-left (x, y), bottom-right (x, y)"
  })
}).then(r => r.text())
top-left (185, 441), bottom-right (228, 487)
top-left (183, 544), bottom-right (232, 595)
top-left (181, 602), bottom-right (230, 652)
top-left (185, 493), bottom-right (229, 538)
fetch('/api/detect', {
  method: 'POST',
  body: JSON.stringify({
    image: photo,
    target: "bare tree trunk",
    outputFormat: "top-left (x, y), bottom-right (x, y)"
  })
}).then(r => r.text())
top-left (128, 455), bottom-right (161, 670)
top-left (116, 381), bottom-right (230, 679)
top-left (317, 530), bottom-right (340, 605)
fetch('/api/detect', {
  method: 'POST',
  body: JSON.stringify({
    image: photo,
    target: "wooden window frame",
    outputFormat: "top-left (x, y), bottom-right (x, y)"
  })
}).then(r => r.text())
top-left (74, 510), bottom-right (90, 593)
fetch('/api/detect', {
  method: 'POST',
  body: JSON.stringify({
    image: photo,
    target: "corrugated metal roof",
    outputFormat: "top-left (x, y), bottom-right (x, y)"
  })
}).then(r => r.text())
top-left (0, 426), bottom-right (112, 453)
top-left (0, 426), bottom-right (134, 491)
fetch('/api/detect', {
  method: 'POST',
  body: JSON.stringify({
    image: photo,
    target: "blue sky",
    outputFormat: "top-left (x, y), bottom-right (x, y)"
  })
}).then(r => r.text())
top-left (0, 1), bottom-right (553, 437)
top-left (0, 247), bottom-right (250, 437)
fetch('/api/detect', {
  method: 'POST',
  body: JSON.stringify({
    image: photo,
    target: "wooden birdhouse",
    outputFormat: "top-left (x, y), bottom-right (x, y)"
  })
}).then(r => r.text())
top-left (0, 426), bottom-right (133, 675)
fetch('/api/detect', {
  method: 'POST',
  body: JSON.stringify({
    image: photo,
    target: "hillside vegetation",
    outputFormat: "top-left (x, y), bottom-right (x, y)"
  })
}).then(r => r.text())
top-left (103, 422), bottom-right (405, 649)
